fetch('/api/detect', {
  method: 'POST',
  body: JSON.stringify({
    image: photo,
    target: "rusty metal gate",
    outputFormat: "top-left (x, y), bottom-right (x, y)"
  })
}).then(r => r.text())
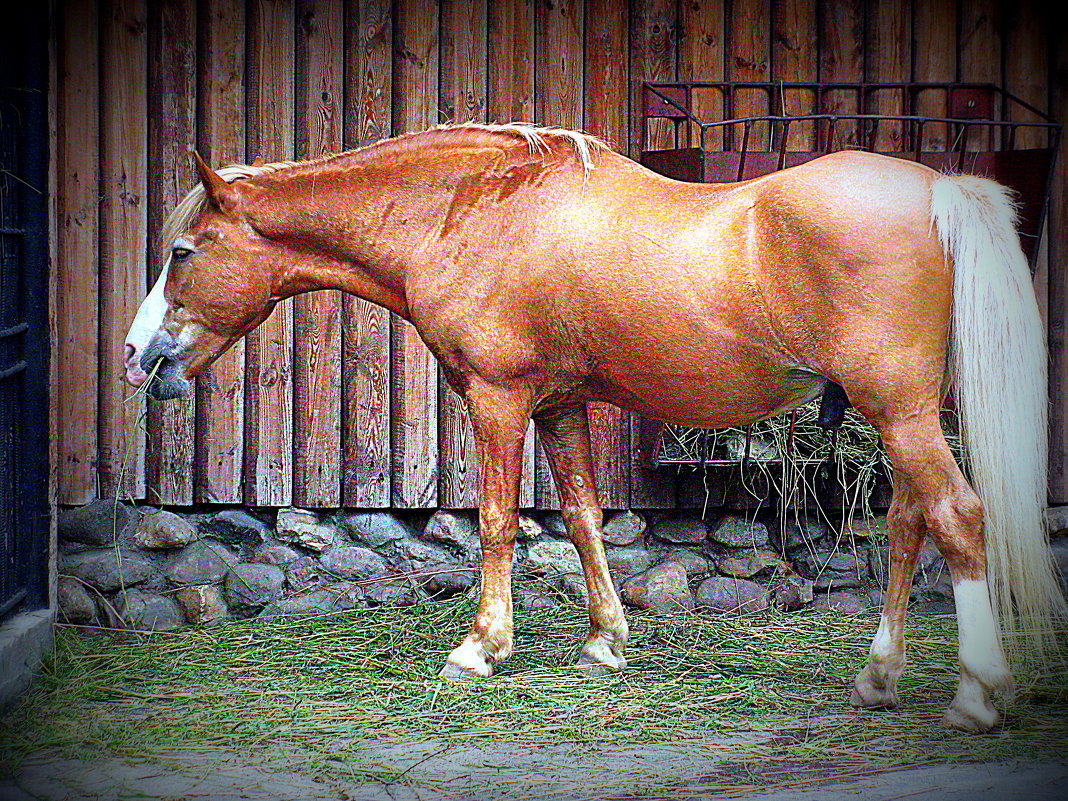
top-left (0, 7), bottom-right (50, 624)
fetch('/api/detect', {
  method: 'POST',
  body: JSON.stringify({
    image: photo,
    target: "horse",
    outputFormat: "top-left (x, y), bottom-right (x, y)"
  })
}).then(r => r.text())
top-left (122, 122), bottom-right (1064, 734)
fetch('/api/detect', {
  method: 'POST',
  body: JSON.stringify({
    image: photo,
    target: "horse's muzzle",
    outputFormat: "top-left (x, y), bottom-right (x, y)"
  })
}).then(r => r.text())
top-left (140, 331), bottom-right (191, 400)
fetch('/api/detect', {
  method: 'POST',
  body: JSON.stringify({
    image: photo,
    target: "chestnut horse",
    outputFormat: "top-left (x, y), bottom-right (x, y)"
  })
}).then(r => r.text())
top-left (123, 123), bottom-right (1063, 733)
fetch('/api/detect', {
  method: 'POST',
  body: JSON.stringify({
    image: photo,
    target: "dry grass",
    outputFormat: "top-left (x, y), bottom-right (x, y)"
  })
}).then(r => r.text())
top-left (660, 401), bottom-right (965, 526)
top-left (2, 600), bottom-right (1066, 786)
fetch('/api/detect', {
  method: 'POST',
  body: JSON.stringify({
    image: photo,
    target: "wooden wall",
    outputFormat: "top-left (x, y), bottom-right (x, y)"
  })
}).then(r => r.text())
top-left (54, 0), bottom-right (1066, 509)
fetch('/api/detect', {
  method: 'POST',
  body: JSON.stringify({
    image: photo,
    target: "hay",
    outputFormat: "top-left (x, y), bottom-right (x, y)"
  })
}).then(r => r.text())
top-left (659, 400), bottom-right (964, 527)
top-left (2, 602), bottom-right (1065, 785)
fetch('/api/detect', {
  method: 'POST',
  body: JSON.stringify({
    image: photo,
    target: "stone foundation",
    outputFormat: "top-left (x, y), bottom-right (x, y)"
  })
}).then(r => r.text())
top-left (56, 501), bottom-right (970, 630)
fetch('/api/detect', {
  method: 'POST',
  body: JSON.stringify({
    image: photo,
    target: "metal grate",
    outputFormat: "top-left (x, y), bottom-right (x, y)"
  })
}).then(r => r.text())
top-left (0, 6), bottom-right (50, 623)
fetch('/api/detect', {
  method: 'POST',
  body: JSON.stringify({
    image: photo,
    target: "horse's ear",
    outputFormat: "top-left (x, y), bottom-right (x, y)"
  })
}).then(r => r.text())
top-left (192, 151), bottom-right (238, 210)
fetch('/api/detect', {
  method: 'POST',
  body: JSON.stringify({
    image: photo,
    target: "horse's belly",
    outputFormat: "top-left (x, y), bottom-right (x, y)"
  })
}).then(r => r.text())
top-left (591, 350), bottom-right (823, 429)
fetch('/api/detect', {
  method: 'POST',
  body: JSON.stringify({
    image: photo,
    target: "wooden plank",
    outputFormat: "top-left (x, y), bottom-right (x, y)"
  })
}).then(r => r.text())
top-left (1004, 0), bottom-right (1049, 325)
top-left (627, 0), bottom-right (678, 510)
top-left (772, 0), bottom-right (816, 150)
top-left (583, 0), bottom-right (629, 510)
top-left (390, 0), bottom-right (439, 508)
top-left (958, 0), bottom-right (1000, 152)
top-left (487, 0), bottom-right (534, 124)
top-left (440, 0), bottom-right (487, 124)
top-left (293, 0), bottom-right (344, 508)
top-left (145, 0), bottom-right (197, 506)
top-left (726, 0), bottom-right (771, 150)
top-left (1049, 25), bottom-right (1068, 503)
top-left (97, 0), bottom-right (147, 501)
top-left (341, 0), bottom-right (392, 507)
top-left (438, 0), bottom-right (487, 508)
top-left (486, 0), bottom-right (536, 506)
top-left (195, 0), bottom-right (246, 504)
top-left (1004, 1), bottom-right (1047, 150)
top-left (537, 0), bottom-right (583, 127)
top-left (629, 0), bottom-right (677, 155)
top-left (678, 0), bottom-right (725, 150)
top-left (245, 0), bottom-right (296, 506)
top-left (912, 0), bottom-right (954, 151)
top-left (865, 0), bottom-right (910, 151)
top-left (533, 433), bottom-right (560, 510)
top-left (56, 0), bottom-right (99, 504)
top-left (818, 0), bottom-right (863, 149)
top-left (531, 0), bottom-right (585, 511)
top-left (585, 0), bottom-right (626, 151)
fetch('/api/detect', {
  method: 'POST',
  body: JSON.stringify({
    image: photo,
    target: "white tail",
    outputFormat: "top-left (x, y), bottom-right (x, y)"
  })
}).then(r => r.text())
top-left (931, 174), bottom-right (1066, 653)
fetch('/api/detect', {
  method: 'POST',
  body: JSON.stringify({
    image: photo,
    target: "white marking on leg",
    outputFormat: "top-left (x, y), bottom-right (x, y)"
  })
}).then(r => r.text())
top-left (443, 638), bottom-right (493, 678)
top-left (952, 578), bottom-right (1011, 690)
top-left (852, 613), bottom-right (904, 708)
top-left (869, 614), bottom-right (893, 661)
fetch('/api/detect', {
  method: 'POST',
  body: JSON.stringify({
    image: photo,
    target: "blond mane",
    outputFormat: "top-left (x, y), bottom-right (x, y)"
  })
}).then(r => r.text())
top-left (159, 123), bottom-right (605, 255)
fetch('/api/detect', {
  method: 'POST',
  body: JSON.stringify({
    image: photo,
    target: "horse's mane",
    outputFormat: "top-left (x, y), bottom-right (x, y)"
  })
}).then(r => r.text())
top-left (161, 123), bottom-right (606, 252)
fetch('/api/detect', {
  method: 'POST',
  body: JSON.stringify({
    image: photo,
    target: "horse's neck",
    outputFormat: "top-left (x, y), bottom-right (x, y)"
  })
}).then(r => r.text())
top-left (248, 162), bottom-right (455, 317)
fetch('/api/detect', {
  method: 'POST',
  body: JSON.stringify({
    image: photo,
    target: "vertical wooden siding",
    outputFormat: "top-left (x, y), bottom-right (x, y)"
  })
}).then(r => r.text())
top-left (55, 0), bottom-right (1068, 508)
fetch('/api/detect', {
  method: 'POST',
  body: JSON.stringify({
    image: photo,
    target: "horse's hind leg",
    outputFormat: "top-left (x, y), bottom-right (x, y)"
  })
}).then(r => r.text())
top-left (536, 406), bottom-right (629, 672)
top-left (850, 478), bottom-right (925, 709)
top-left (854, 412), bottom-right (1012, 732)
top-left (441, 382), bottom-right (529, 679)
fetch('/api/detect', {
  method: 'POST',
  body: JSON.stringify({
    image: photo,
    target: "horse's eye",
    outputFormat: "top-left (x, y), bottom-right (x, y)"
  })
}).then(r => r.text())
top-left (172, 247), bottom-right (194, 261)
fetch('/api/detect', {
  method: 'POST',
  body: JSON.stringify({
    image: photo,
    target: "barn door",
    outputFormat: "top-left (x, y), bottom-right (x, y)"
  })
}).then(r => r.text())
top-left (0, 7), bottom-right (50, 624)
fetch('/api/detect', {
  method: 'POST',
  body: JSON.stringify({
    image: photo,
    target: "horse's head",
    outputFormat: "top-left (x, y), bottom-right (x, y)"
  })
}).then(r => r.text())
top-left (124, 155), bottom-right (281, 399)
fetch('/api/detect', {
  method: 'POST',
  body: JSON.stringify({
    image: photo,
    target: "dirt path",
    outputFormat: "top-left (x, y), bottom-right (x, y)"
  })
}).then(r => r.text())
top-left (6, 734), bottom-right (1067, 801)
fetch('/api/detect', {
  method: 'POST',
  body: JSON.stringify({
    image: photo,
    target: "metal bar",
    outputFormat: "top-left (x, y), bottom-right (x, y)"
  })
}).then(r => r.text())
top-left (955, 124), bottom-right (969, 172)
top-left (690, 113), bottom-right (1055, 130)
top-left (642, 81), bottom-right (1055, 122)
top-left (0, 227), bottom-right (27, 236)
top-left (0, 590), bottom-right (28, 621)
top-left (724, 85), bottom-right (734, 150)
top-left (777, 120), bottom-right (789, 170)
top-left (0, 361), bottom-right (27, 380)
top-left (738, 122), bottom-right (751, 181)
top-left (1031, 123), bottom-right (1061, 276)
top-left (0, 322), bottom-right (28, 339)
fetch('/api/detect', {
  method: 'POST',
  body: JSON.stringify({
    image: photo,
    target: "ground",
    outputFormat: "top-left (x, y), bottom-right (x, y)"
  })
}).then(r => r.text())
top-left (1, 601), bottom-right (1066, 800)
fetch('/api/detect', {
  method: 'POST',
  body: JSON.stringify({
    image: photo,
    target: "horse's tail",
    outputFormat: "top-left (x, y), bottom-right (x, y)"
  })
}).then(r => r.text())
top-left (931, 174), bottom-right (1065, 654)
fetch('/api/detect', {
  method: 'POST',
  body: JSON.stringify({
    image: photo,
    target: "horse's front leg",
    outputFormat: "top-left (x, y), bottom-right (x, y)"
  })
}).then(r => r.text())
top-left (440, 383), bottom-right (529, 679)
top-left (537, 406), bottom-right (629, 673)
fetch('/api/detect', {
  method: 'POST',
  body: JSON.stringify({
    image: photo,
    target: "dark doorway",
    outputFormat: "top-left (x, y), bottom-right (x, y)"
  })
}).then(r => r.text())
top-left (0, 7), bottom-right (51, 623)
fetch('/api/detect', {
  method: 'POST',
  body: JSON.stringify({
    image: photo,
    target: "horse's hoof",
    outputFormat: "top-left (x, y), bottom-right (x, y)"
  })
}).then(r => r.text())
top-left (576, 640), bottom-right (627, 675)
top-left (850, 684), bottom-right (899, 710)
top-left (575, 653), bottom-right (626, 675)
top-left (942, 700), bottom-right (1000, 733)
top-left (439, 660), bottom-right (491, 681)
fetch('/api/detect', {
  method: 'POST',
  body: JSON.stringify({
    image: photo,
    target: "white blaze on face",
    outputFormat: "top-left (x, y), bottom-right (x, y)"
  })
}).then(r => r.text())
top-left (123, 260), bottom-right (170, 387)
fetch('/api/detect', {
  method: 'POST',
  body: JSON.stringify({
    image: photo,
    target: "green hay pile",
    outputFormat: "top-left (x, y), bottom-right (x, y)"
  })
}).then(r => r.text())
top-left (2, 602), bottom-right (1065, 790)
